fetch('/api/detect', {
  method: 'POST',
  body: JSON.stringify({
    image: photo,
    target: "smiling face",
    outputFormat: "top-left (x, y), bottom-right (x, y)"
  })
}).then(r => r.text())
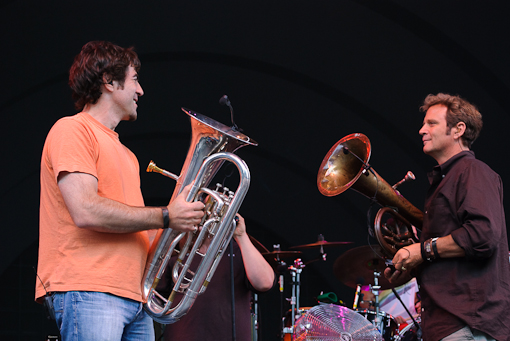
top-left (111, 65), bottom-right (144, 122)
top-left (419, 104), bottom-right (463, 165)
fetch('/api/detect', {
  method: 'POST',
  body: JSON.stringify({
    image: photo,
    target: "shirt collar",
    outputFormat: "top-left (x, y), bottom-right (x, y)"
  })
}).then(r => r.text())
top-left (427, 150), bottom-right (475, 185)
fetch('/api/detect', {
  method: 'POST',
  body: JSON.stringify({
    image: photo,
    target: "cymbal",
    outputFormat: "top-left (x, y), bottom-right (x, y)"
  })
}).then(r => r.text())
top-left (248, 234), bottom-right (270, 254)
top-left (261, 250), bottom-right (302, 261)
top-left (290, 240), bottom-right (353, 249)
top-left (333, 245), bottom-right (408, 290)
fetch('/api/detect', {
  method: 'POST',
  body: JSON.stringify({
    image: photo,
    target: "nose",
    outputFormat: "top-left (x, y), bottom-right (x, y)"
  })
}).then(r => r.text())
top-left (137, 82), bottom-right (144, 97)
top-left (419, 124), bottom-right (426, 136)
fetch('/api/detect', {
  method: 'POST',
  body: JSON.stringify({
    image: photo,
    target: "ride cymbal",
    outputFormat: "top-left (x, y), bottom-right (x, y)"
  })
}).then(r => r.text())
top-left (290, 240), bottom-right (352, 249)
top-left (333, 245), bottom-right (408, 290)
top-left (261, 250), bottom-right (302, 260)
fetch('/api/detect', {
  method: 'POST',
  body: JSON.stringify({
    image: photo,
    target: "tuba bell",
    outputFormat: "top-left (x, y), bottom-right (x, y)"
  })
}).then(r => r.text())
top-left (142, 108), bottom-right (257, 324)
top-left (317, 133), bottom-right (423, 257)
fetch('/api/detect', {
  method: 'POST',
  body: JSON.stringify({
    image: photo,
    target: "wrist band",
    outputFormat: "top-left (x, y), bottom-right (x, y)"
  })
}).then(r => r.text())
top-left (420, 241), bottom-right (427, 261)
top-left (425, 238), bottom-right (433, 261)
top-left (423, 238), bottom-right (436, 262)
top-left (431, 237), bottom-right (440, 259)
top-left (161, 207), bottom-right (170, 229)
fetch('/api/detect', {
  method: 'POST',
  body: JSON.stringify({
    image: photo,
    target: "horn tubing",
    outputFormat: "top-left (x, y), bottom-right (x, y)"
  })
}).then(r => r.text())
top-left (141, 109), bottom-right (256, 324)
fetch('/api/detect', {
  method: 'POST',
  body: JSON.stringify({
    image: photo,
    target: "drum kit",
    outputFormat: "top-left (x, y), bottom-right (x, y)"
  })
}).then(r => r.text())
top-left (255, 236), bottom-right (421, 341)
top-left (250, 133), bottom-right (424, 340)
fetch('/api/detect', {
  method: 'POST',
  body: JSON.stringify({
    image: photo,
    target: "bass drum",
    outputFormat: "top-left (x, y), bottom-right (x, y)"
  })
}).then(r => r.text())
top-left (355, 309), bottom-right (398, 341)
top-left (397, 322), bottom-right (422, 341)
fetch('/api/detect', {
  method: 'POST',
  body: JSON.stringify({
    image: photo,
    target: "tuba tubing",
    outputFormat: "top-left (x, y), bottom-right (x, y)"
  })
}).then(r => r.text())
top-left (142, 108), bottom-right (257, 324)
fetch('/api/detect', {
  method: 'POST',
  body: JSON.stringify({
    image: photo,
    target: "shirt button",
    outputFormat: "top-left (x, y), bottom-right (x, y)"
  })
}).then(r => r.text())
top-left (442, 175), bottom-right (445, 178)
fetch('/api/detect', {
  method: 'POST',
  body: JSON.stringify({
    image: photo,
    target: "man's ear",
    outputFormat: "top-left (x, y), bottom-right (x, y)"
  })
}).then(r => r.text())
top-left (454, 122), bottom-right (466, 138)
top-left (102, 74), bottom-right (114, 91)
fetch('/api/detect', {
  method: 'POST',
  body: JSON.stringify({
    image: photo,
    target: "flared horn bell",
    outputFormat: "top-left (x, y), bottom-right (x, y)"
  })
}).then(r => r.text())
top-left (317, 133), bottom-right (371, 197)
top-left (317, 133), bottom-right (423, 229)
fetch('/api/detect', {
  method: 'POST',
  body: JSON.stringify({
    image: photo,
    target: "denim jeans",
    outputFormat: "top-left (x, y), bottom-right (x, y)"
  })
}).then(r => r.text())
top-left (441, 326), bottom-right (496, 341)
top-left (52, 291), bottom-right (154, 341)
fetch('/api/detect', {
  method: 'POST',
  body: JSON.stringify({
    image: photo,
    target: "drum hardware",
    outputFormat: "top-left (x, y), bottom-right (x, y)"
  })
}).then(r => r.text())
top-left (395, 319), bottom-right (422, 341)
top-left (282, 258), bottom-right (305, 339)
top-left (289, 234), bottom-right (352, 251)
top-left (334, 245), bottom-right (414, 340)
top-left (355, 309), bottom-right (399, 341)
top-left (290, 234), bottom-right (352, 267)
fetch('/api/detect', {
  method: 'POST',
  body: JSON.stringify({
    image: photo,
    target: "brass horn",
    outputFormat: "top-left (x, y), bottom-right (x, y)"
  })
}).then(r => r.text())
top-left (142, 108), bottom-right (257, 324)
top-left (317, 133), bottom-right (423, 257)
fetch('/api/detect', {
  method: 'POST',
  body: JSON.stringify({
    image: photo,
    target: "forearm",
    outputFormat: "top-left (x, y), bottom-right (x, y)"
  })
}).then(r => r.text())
top-left (428, 235), bottom-right (465, 259)
top-left (59, 172), bottom-right (202, 234)
top-left (235, 233), bottom-right (275, 292)
top-left (73, 194), bottom-right (164, 233)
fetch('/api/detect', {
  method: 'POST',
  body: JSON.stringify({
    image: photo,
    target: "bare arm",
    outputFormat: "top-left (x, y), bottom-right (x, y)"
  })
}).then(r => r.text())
top-left (58, 171), bottom-right (204, 233)
top-left (234, 215), bottom-right (275, 292)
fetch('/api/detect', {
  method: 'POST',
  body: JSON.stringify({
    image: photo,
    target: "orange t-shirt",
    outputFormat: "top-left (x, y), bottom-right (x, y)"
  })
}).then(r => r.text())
top-left (36, 112), bottom-right (150, 303)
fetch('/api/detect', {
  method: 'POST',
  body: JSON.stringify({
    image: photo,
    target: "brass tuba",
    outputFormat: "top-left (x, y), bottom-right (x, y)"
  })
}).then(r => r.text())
top-left (317, 133), bottom-right (423, 257)
top-left (142, 108), bottom-right (257, 324)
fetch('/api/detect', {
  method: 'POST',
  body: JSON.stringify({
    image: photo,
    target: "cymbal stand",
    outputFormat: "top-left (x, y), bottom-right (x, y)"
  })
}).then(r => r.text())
top-left (282, 258), bottom-right (305, 339)
top-left (371, 270), bottom-right (382, 333)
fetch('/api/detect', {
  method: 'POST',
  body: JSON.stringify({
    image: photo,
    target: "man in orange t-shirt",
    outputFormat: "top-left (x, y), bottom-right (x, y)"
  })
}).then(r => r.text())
top-left (36, 41), bottom-right (205, 341)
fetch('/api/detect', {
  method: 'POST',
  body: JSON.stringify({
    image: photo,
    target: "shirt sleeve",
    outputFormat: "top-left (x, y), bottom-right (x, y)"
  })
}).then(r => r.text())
top-left (450, 161), bottom-right (504, 260)
top-left (47, 117), bottom-right (99, 181)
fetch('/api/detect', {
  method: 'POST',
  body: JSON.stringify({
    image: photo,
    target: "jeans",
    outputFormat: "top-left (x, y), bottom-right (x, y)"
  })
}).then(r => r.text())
top-left (52, 291), bottom-right (154, 341)
top-left (441, 326), bottom-right (496, 341)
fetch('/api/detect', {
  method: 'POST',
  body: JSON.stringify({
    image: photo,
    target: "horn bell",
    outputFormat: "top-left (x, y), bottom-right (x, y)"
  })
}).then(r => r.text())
top-left (317, 133), bottom-right (423, 229)
top-left (317, 133), bottom-right (371, 197)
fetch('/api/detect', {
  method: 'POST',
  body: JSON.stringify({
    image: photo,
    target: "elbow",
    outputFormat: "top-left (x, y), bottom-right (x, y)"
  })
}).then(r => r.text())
top-left (256, 273), bottom-right (276, 292)
top-left (69, 209), bottom-right (101, 230)
top-left (470, 241), bottom-right (497, 260)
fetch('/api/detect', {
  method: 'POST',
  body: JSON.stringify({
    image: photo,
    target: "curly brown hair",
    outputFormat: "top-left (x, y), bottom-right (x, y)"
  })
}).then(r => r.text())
top-left (69, 41), bottom-right (141, 111)
top-left (420, 93), bottom-right (483, 148)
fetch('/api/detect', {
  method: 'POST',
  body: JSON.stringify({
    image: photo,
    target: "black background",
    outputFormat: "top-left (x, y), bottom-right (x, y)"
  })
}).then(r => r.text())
top-left (1, 1), bottom-right (510, 339)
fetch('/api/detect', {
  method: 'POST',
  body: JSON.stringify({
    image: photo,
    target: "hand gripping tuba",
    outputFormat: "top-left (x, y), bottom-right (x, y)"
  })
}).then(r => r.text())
top-left (142, 108), bottom-right (257, 324)
top-left (317, 133), bottom-right (423, 257)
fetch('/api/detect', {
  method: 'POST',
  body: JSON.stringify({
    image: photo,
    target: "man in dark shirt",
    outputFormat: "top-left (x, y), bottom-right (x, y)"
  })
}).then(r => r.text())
top-left (160, 214), bottom-right (275, 341)
top-left (384, 93), bottom-right (510, 341)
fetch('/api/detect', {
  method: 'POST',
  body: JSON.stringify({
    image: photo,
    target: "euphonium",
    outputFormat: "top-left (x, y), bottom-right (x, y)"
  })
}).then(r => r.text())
top-left (142, 108), bottom-right (257, 324)
top-left (317, 133), bottom-right (423, 257)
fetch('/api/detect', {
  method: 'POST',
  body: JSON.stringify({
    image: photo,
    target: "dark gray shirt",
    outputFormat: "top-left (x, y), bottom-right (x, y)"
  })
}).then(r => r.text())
top-left (418, 151), bottom-right (510, 341)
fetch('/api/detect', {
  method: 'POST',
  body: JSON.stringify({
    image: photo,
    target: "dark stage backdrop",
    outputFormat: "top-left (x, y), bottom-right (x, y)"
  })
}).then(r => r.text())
top-left (1, 1), bottom-right (509, 340)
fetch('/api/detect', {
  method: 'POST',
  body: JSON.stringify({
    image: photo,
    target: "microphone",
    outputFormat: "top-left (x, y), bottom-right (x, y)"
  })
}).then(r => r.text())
top-left (342, 145), bottom-right (372, 175)
top-left (219, 95), bottom-right (231, 107)
top-left (219, 94), bottom-right (240, 131)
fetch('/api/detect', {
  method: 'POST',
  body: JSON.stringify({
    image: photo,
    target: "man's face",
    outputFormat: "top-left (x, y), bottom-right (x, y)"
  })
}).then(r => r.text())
top-left (112, 65), bottom-right (144, 122)
top-left (419, 104), bottom-right (458, 164)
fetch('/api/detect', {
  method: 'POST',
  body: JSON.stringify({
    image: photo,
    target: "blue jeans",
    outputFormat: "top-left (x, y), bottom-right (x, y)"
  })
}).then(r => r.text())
top-left (52, 291), bottom-right (154, 341)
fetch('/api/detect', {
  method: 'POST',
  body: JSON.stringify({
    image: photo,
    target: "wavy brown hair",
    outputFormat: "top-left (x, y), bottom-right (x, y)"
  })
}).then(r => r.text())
top-left (420, 93), bottom-right (483, 148)
top-left (69, 41), bottom-right (141, 111)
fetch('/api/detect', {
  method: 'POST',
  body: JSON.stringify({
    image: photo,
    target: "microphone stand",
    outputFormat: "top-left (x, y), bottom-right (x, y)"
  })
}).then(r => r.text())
top-left (391, 287), bottom-right (421, 331)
